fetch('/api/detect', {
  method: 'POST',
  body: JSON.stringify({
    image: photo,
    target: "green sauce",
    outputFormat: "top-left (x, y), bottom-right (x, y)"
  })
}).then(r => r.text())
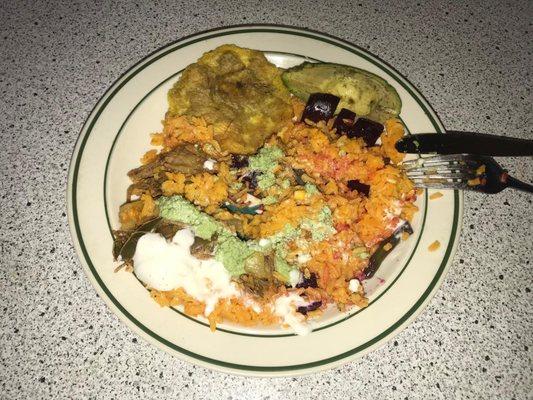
top-left (214, 235), bottom-right (254, 276)
top-left (301, 206), bottom-right (336, 241)
top-left (304, 183), bottom-right (319, 195)
top-left (248, 145), bottom-right (283, 171)
top-left (261, 195), bottom-right (278, 205)
top-left (248, 146), bottom-right (284, 190)
top-left (157, 195), bottom-right (336, 281)
top-left (157, 196), bottom-right (225, 240)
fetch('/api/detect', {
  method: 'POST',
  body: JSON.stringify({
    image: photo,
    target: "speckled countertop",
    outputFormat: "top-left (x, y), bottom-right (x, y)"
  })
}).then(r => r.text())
top-left (1, 1), bottom-right (531, 399)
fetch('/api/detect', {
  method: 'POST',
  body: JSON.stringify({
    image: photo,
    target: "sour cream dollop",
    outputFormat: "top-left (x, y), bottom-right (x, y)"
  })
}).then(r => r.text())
top-left (133, 229), bottom-right (238, 315)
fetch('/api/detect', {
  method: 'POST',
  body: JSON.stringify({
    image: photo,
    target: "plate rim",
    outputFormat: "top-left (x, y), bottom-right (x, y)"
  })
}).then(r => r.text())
top-left (67, 24), bottom-right (463, 376)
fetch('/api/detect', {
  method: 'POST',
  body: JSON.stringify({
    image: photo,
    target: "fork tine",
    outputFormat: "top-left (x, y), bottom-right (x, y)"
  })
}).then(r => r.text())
top-left (405, 168), bottom-right (476, 180)
top-left (407, 172), bottom-right (475, 180)
top-left (405, 164), bottom-right (475, 173)
top-left (400, 154), bottom-right (461, 166)
top-left (402, 159), bottom-right (476, 171)
top-left (400, 154), bottom-right (489, 191)
top-left (401, 154), bottom-right (479, 170)
top-left (410, 181), bottom-right (471, 190)
top-left (410, 177), bottom-right (463, 184)
top-left (403, 154), bottom-right (478, 163)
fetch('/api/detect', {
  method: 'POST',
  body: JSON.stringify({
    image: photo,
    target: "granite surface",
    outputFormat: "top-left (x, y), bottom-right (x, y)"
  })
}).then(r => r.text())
top-left (0, 0), bottom-right (531, 399)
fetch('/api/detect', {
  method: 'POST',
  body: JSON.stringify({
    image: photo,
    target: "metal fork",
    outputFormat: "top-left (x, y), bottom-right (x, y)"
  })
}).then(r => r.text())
top-left (401, 154), bottom-right (533, 194)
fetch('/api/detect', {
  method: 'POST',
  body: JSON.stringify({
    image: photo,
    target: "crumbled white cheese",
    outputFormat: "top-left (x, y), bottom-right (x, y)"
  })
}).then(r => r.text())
top-left (203, 159), bottom-right (216, 170)
top-left (349, 279), bottom-right (360, 293)
top-left (289, 269), bottom-right (302, 287)
top-left (297, 253), bottom-right (311, 264)
top-left (245, 193), bottom-right (262, 207)
top-left (258, 238), bottom-right (270, 247)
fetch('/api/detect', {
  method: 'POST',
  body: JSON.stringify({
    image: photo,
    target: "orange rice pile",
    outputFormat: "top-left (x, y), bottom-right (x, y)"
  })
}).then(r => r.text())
top-left (120, 98), bottom-right (418, 329)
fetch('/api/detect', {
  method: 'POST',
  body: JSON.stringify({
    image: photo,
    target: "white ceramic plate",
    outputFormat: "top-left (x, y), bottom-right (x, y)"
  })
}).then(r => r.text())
top-left (67, 25), bottom-right (462, 376)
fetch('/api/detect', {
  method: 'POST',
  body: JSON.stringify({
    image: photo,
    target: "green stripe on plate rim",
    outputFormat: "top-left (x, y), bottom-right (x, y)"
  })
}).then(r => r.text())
top-left (102, 51), bottom-right (428, 338)
top-left (70, 25), bottom-right (460, 372)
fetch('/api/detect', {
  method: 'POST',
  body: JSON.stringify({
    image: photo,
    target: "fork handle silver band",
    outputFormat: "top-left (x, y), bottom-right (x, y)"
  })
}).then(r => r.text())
top-left (396, 132), bottom-right (533, 156)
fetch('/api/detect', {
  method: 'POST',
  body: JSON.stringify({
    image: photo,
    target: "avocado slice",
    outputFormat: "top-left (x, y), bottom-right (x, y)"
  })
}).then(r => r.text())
top-left (281, 62), bottom-right (401, 123)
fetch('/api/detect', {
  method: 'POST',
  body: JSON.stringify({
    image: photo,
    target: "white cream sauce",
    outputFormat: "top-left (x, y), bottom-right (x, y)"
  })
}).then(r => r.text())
top-left (133, 229), bottom-right (239, 316)
top-left (272, 293), bottom-right (311, 336)
top-left (134, 230), bottom-right (313, 335)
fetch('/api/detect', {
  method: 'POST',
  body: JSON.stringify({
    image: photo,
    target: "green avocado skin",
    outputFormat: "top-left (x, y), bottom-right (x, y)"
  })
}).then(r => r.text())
top-left (281, 62), bottom-right (402, 123)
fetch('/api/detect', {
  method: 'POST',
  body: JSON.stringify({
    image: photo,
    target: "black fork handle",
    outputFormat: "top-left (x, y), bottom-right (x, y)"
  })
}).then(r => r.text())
top-left (506, 175), bottom-right (533, 194)
top-left (396, 131), bottom-right (533, 156)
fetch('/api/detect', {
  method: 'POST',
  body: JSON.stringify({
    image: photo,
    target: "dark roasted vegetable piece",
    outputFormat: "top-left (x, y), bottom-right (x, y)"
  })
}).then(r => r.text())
top-left (297, 301), bottom-right (322, 315)
top-left (231, 154), bottom-right (249, 169)
top-left (295, 273), bottom-right (318, 288)
top-left (113, 217), bottom-right (163, 261)
top-left (333, 108), bottom-right (357, 136)
top-left (349, 117), bottom-right (384, 146)
top-left (112, 230), bottom-right (131, 260)
top-left (241, 171), bottom-right (260, 190)
top-left (240, 274), bottom-right (274, 296)
top-left (127, 144), bottom-right (208, 182)
top-left (190, 237), bottom-right (217, 259)
top-left (301, 93), bottom-right (340, 123)
top-left (347, 179), bottom-right (370, 197)
top-left (292, 168), bottom-right (307, 186)
top-left (161, 144), bottom-right (209, 173)
top-left (361, 222), bottom-right (413, 280)
top-left (126, 177), bottom-right (164, 201)
top-left (154, 220), bottom-right (186, 240)
top-left (223, 202), bottom-right (263, 215)
top-left (240, 254), bottom-right (277, 295)
top-left (244, 252), bottom-right (274, 280)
